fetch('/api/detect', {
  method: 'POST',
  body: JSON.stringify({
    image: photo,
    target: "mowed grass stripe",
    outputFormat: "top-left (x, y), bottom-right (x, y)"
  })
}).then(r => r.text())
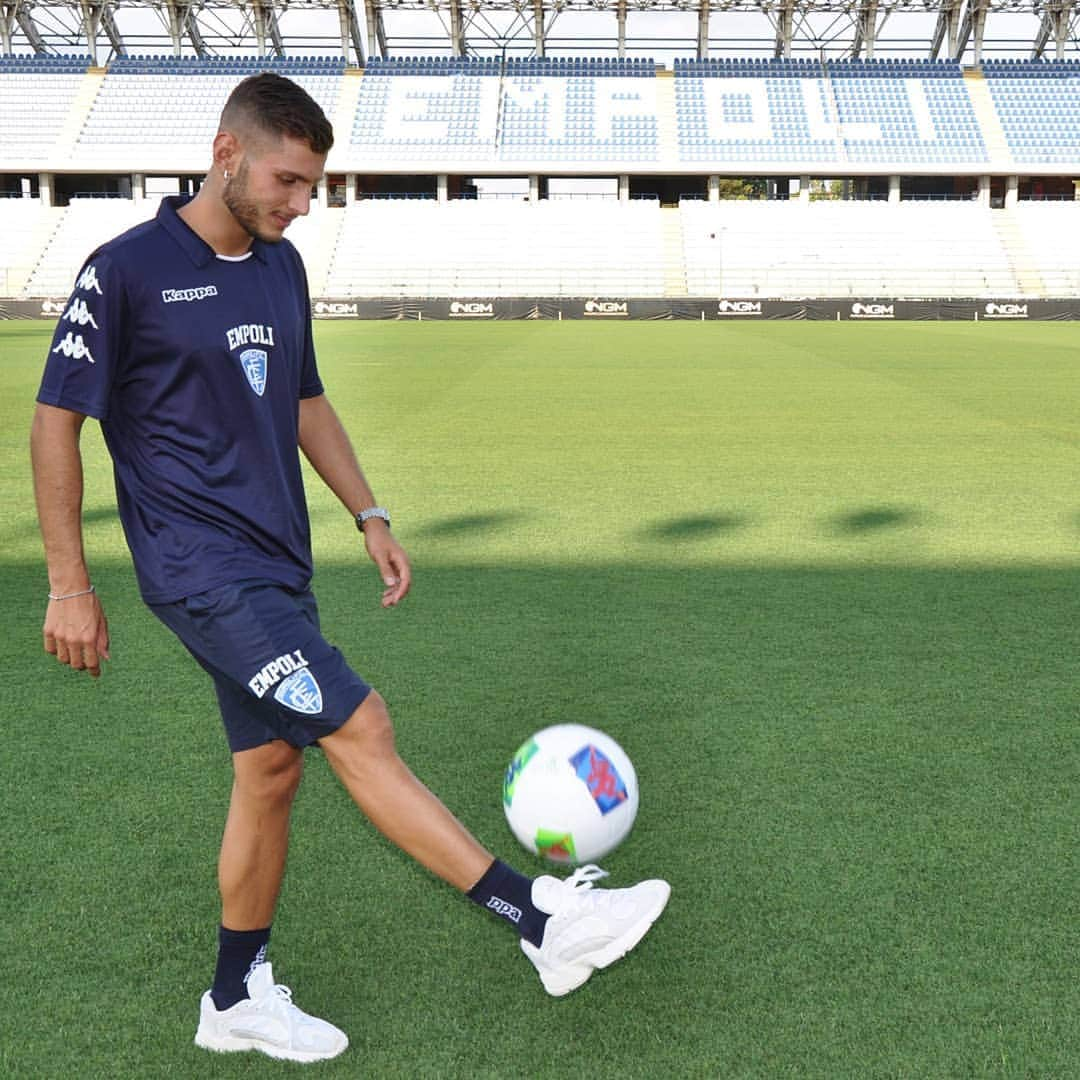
top-left (2, 321), bottom-right (1078, 1078)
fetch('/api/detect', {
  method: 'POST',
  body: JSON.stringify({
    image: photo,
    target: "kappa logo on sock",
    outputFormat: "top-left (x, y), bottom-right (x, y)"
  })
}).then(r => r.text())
top-left (487, 896), bottom-right (523, 923)
top-left (243, 944), bottom-right (268, 984)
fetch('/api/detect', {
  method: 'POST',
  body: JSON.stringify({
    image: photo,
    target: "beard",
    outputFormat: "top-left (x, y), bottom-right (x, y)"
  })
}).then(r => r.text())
top-left (222, 160), bottom-right (283, 244)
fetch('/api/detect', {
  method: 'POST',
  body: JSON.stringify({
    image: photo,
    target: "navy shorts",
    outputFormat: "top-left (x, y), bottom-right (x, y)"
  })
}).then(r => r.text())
top-left (150, 580), bottom-right (372, 753)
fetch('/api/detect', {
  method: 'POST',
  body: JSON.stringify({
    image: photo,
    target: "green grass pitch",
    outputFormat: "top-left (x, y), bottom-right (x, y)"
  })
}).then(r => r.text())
top-left (2, 319), bottom-right (1078, 1078)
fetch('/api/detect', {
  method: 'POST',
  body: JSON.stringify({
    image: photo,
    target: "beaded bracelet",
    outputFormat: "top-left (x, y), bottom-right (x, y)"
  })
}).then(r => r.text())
top-left (48, 584), bottom-right (96, 601)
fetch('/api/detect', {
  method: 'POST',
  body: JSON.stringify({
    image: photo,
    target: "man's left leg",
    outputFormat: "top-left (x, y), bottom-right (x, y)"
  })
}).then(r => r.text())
top-left (319, 690), bottom-right (672, 997)
top-left (318, 689), bottom-right (493, 890)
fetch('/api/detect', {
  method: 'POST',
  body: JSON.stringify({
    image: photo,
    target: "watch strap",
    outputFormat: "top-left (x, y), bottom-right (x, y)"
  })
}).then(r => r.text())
top-left (356, 507), bottom-right (391, 530)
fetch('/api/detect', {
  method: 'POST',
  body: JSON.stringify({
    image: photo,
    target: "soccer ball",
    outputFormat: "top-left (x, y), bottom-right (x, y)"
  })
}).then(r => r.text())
top-left (502, 724), bottom-right (639, 865)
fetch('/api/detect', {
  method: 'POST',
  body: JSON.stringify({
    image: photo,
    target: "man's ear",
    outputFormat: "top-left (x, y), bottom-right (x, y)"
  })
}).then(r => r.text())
top-left (213, 130), bottom-right (240, 177)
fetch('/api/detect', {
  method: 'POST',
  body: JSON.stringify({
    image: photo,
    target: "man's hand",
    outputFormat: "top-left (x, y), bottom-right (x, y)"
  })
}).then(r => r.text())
top-left (362, 522), bottom-right (412, 608)
top-left (44, 591), bottom-right (111, 677)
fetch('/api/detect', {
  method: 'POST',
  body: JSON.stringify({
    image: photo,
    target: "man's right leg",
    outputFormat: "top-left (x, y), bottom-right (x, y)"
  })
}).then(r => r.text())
top-left (196, 738), bottom-right (349, 1062)
top-left (219, 739), bottom-right (304, 932)
top-left (149, 582), bottom-right (354, 1060)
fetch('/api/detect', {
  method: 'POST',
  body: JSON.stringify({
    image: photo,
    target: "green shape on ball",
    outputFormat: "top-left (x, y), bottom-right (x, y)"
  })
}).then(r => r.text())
top-left (535, 829), bottom-right (577, 863)
top-left (503, 738), bottom-right (539, 806)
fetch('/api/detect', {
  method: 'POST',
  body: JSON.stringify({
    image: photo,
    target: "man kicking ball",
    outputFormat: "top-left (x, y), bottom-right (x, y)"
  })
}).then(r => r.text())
top-left (31, 72), bottom-right (670, 1063)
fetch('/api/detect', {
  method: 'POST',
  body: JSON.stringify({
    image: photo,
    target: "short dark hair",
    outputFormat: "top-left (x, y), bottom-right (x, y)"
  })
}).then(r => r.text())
top-left (220, 72), bottom-right (334, 155)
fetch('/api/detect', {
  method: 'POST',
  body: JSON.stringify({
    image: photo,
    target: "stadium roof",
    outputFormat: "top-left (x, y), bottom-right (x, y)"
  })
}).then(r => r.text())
top-left (0, 0), bottom-right (1075, 66)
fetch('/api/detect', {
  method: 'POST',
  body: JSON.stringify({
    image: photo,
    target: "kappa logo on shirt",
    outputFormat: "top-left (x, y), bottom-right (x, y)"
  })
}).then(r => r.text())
top-left (52, 332), bottom-right (95, 364)
top-left (62, 297), bottom-right (99, 329)
top-left (76, 264), bottom-right (103, 295)
top-left (161, 285), bottom-right (219, 304)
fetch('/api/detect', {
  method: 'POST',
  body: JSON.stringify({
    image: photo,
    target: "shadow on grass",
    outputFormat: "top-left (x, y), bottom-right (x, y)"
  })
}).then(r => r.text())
top-left (2, 503), bottom-right (119, 547)
top-left (646, 513), bottom-right (749, 540)
top-left (832, 506), bottom-right (922, 534)
top-left (415, 511), bottom-right (532, 537)
top-left (83, 506), bottom-right (120, 526)
top-left (7, 557), bottom-right (1080, 1077)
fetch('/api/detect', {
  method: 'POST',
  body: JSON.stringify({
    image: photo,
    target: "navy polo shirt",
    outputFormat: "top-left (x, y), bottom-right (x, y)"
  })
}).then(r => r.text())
top-left (37, 195), bottom-right (325, 604)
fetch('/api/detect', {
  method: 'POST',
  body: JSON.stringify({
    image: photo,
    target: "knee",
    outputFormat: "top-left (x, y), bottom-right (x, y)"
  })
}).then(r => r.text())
top-left (234, 742), bottom-right (304, 807)
top-left (324, 690), bottom-right (397, 761)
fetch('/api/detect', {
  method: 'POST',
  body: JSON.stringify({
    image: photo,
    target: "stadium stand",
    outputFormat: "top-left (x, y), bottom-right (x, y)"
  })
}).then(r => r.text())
top-left (499, 58), bottom-right (659, 165)
top-left (1011, 202), bottom-right (1080, 295)
top-left (351, 57), bottom-right (500, 165)
top-left (982, 60), bottom-right (1080, 166)
top-left (0, 55), bottom-right (91, 165)
top-left (680, 200), bottom-right (1017, 298)
top-left (829, 60), bottom-right (988, 166)
top-left (1, 56), bottom-right (1078, 303)
top-left (3, 55), bottom-right (1077, 174)
top-left (324, 200), bottom-right (665, 297)
top-left (350, 56), bottom-right (659, 166)
top-left (22, 198), bottom-right (148, 297)
top-left (73, 56), bottom-right (344, 169)
top-left (676, 58), bottom-right (840, 165)
top-left (674, 58), bottom-right (987, 167)
top-left (0, 197), bottom-right (50, 295)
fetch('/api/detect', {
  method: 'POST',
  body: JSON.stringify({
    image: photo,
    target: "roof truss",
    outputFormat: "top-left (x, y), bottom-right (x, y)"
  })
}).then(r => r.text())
top-left (0, 0), bottom-right (1070, 63)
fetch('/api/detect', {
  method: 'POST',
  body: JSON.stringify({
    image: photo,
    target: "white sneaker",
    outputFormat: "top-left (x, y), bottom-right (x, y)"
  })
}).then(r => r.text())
top-left (521, 865), bottom-right (671, 997)
top-left (194, 962), bottom-right (348, 1063)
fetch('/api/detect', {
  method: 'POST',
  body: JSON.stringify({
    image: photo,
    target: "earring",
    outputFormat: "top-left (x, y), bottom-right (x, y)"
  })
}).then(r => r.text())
top-left (223, 169), bottom-right (231, 183)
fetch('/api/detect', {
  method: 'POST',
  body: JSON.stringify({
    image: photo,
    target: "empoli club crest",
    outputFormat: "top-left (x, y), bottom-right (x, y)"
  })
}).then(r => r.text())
top-left (274, 668), bottom-right (323, 714)
top-left (240, 348), bottom-right (268, 396)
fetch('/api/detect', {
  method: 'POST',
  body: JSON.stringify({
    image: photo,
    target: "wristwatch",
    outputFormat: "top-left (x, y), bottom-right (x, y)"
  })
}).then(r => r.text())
top-left (356, 507), bottom-right (391, 531)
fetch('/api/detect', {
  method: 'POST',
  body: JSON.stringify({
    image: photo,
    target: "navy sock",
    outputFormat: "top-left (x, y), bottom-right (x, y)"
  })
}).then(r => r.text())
top-left (467, 860), bottom-right (549, 948)
top-left (211, 925), bottom-right (271, 1011)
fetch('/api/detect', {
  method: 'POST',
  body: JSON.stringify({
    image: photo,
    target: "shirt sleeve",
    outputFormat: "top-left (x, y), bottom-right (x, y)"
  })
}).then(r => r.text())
top-left (36, 250), bottom-right (127, 420)
top-left (293, 247), bottom-right (324, 400)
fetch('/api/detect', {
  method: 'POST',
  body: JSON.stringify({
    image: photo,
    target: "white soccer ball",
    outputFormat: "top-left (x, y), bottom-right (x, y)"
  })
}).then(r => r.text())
top-left (502, 724), bottom-right (639, 865)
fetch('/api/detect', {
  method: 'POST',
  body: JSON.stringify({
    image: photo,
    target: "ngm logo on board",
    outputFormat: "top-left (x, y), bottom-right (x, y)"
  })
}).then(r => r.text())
top-left (984, 302), bottom-right (1029, 319)
top-left (313, 300), bottom-right (359, 318)
top-left (851, 302), bottom-right (895, 320)
top-left (449, 301), bottom-right (495, 319)
top-left (584, 299), bottom-right (629, 317)
top-left (717, 300), bottom-right (763, 317)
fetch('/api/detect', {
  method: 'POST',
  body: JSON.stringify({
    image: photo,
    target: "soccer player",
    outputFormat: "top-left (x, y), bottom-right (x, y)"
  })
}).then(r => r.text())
top-left (31, 73), bottom-right (670, 1063)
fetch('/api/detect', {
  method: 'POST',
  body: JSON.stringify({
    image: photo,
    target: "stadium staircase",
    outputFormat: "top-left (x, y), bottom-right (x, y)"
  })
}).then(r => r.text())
top-left (281, 211), bottom-right (340, 297)
top-left (330, 65), bottom-right (365, 165)
top-left (661, 207), bottom-right (688, 297)
top-left (963, 68), bottom-right (1012, 173)
top-left (654, 67), bottom-right (680, 166)
top-left (55, 68), bottom-right (107, 163)
top-left (820, 67), bottom-right (851, 167)
top-left (296, 65), bottom-right (367, 295)
top-left (990, 210), bottom-right (1046, 297)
